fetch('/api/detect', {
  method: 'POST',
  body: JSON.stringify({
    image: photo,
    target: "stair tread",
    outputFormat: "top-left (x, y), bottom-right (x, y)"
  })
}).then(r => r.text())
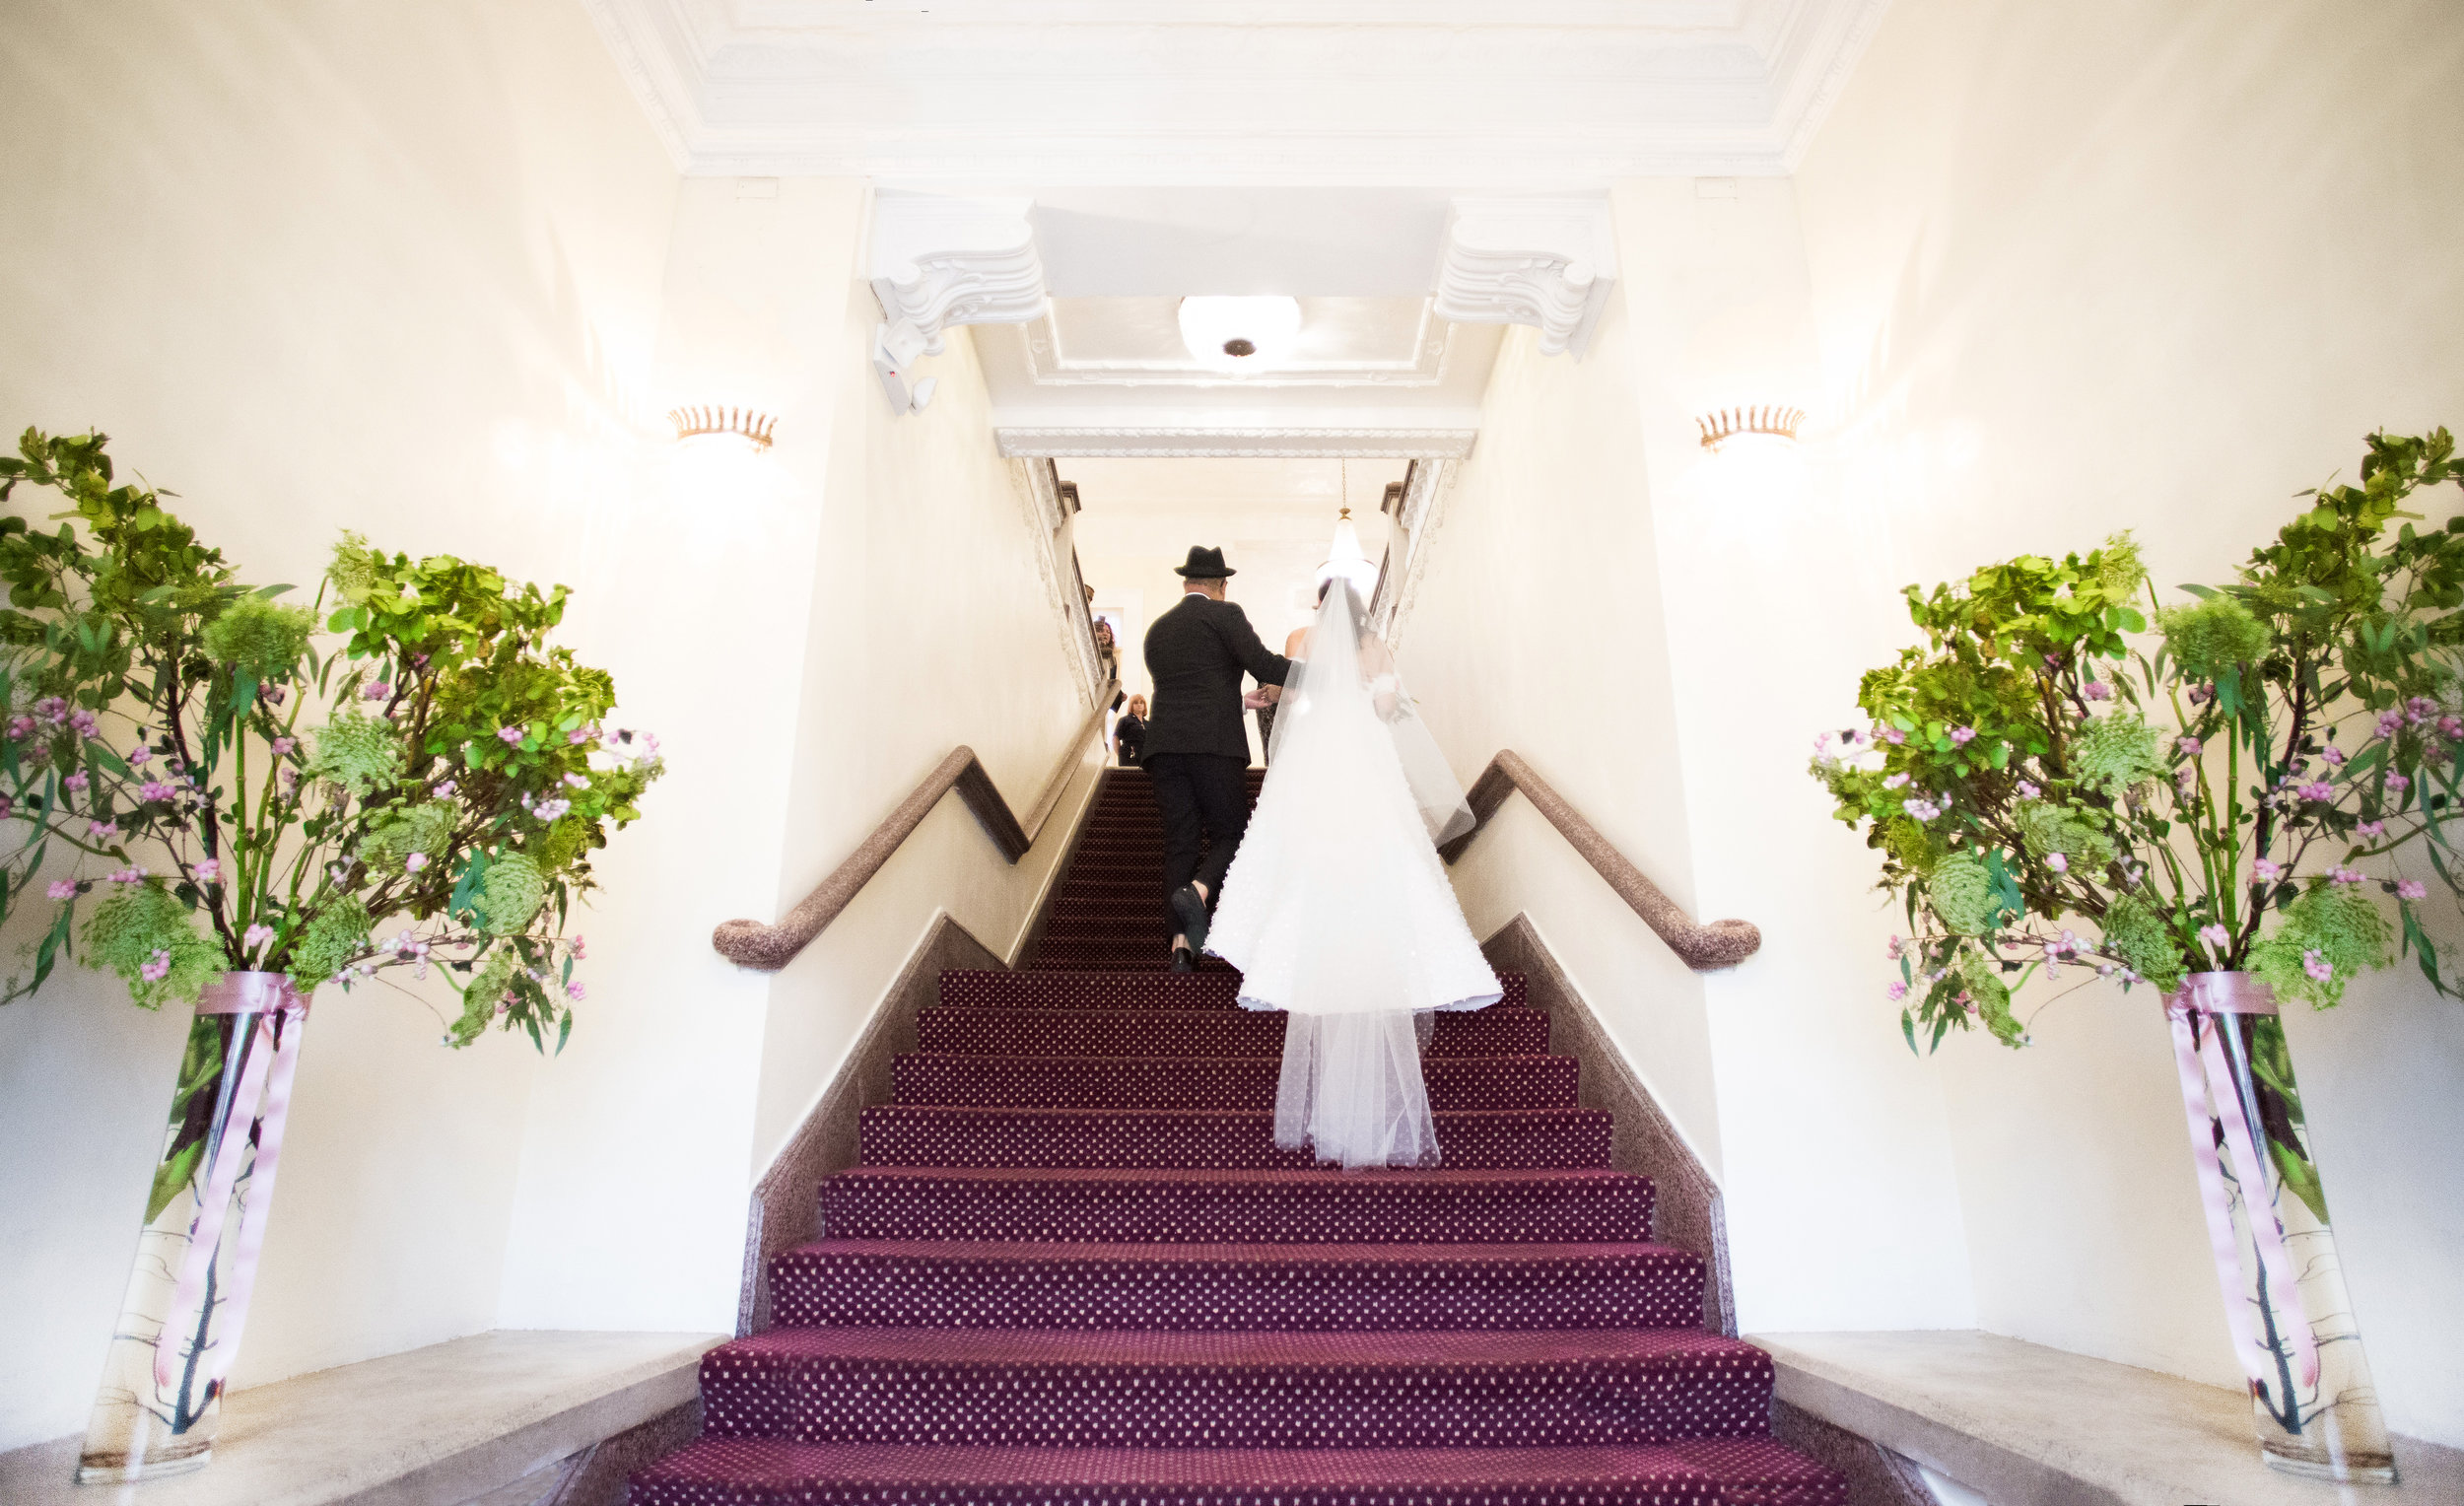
top-left (831, 1165), bottom-right (1637, 1188)
top-left (635, 1438), bottom-right (1839, 1500)
top-left (717, 1323), bottom-right (1763, 1367)
top-left (785, 1237), bottom-right (1694, 1265)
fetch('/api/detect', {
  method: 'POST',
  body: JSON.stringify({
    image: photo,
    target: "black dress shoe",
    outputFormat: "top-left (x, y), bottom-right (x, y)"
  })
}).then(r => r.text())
top-left (1169, 883), bottom-right (1211, 953)
top-left (1170, 945), bottom-right (1198, 973)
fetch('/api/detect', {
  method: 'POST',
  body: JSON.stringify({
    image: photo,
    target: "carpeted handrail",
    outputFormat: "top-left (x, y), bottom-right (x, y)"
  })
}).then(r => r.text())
top-left (1439, 749), bottom-right (1761, 971)
top-left (713, 683), bottom-right (1117, 971)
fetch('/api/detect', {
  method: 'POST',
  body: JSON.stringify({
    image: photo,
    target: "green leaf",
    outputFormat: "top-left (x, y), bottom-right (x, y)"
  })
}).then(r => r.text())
top-left (145, 1138), bottom-right (206, 1225)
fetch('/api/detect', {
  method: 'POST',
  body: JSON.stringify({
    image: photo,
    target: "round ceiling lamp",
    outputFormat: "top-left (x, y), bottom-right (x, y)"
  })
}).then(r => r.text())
top-left (1177, 296), bottom-right (1302, 371)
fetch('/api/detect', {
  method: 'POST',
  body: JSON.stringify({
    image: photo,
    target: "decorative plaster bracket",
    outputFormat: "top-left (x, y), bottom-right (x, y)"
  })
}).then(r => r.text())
top-left (1432, 198), bottom-right (1618, 360)
top-left (868, 195), bottom-right (1048, 356)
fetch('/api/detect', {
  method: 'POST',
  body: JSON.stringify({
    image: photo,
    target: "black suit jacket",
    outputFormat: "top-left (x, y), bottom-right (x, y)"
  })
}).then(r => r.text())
top-left (1141, 594), bottom-right (1292, 761)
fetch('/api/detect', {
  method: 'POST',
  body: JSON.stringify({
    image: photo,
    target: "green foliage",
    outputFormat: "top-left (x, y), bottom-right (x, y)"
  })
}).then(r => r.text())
top-left (360, 801), bottom-right (454, 875)
top-left (2248, 883), bottom-right (2395, 1009)
top-left (2157, 596), bottom-right (2271, 680)
top-left (79, 884), bottom-right (224, 1009)
top-left (2098, 895), bottom-right (2186, 993)
top-left (305, 713), bottom-right (404, 798)
top-left (1810, 429), bottom-right (2464, 1059)
top-left (447, 946), bottom-right (521, 1048)
top-left (2069, 714), bottom-right (2164, 799)
top-left (474, 852), bottom-right (546, 934)
top-left (1928, 852), bottom-right (2003, 935)
top-left (1956, 947), bottom-right (2022, 1046)
top-left (287, 896), bottom-right (372, 986)
top-left (200, 594), bottom-right (314, 679)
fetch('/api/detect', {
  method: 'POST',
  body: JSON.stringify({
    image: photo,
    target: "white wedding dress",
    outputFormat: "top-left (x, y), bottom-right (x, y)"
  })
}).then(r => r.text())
top-left (1204, 579), bottom-right (1502, 1169)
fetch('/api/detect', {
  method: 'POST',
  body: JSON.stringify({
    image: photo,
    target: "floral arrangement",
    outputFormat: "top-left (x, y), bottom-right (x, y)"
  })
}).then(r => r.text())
top-left (1812, 429), bottom-right (2464, 1068)
top-left (0, 430), bottom-right (663, 1070)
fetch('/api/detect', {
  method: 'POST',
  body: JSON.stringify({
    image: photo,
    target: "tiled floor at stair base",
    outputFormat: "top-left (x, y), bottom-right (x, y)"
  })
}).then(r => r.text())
top-left (630, 767), bottom-right (1843, 1505)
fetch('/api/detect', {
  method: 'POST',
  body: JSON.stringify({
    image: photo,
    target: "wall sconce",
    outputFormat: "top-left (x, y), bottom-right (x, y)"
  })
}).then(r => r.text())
top-left (669, 405), bottom-right (778, 450)
top-left (1695, 405), bottom-right (1805, 452)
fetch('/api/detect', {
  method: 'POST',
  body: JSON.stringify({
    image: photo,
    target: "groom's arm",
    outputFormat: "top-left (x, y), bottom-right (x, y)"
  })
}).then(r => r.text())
top-left (1214, 604), bottom-right (1292, 686)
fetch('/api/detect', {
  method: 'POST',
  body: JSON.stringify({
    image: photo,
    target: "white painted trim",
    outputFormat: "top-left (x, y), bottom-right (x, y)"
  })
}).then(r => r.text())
top-left (994, 428), bottom-right (1477, 459)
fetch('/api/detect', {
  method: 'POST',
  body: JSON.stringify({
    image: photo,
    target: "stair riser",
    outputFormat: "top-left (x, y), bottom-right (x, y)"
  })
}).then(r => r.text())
top-left (769, 1253), bottom-right (1704, 1332)
top-left (818, 1177), bottom-right (1653, 1244)
top-left (893, 1055), bottom-right (1581, 1113)
top-left (631, 1469), bottom-right (1732, 1506)
top-left (937, 972), bottom-right (1531, 1011)
top-left (858, 1107), bottom-right (1614, 1170)
top-left (914, 1009), bottom-right (1550, 1059)
top-left (698, 1352), bottom-right (1773, 1449)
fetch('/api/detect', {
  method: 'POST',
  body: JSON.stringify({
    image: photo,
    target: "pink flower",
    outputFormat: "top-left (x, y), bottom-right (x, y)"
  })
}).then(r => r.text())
top-left (532, 798), bottom-right (571, 821)
top-left (2046, 853), bottom-right (2069, 873)
top-left (405, 852), bottom-right (428, 873)
top-left (1951, 726), bottom-right (1976, 745)
top-left (364, 681), bottom-right (391, 701)
top-left (433, 779), bottom-right (457, 799)
top-left (107, 865), bottom-right (146, 884)
top-left (2297, 782), bottom-right (2335, 802)
top-left (1881, 727), bottom-right (1907, 745)
top-left (2358, 820), bottom-right (2385, 840)
top-left (2398, 879), bottom-right (2429, 901)
top-left (243, 923), bottom-right (276, 951)
top-left (568, 934), bottom-right (586, 960)
top-left (87, 819), bottom-right (119, 840)
top-left (2017, 780), bottom-right (2041, 798)
top-left (63, 771), bottom-right (89, 792)
top-left (2375, 710), bottom-right (2403, 738)
top-left (2302, 950), bottom-right (2335, 984)
top-left (2321, 745), bottom-right (2346, 767)
top-left (193, 858), bottom-right (223, 883)
top-left (127, 745), bottom-right (151, 767)
top-left (1885, 981), bottom-right (1907, 1001)
top-left (565, 980), bottom-right (586, 1001)
top-left (2187, 683), bottom-right (2214, 706)
top-left (1882, 772), bottom-right (1910, 789)
top-left (69, 709), bottom-right (99, 737)
top-left (0, 795), bottom-right (12, 819)
top-left (2084, 680), bottom-right (2111, 702)
top-left (5, 716), bottom-right (33, 739)
top-left (2253, 858), bottom-right (2285, 883)
top-left (563, 772), bottom-right (588, 788)
top-left (2198, 923), bottom-right (2230, 951)
top-left (1884, 934), bottom-right (1904, 961)
top-left (1902, 796), bottom-right (1943, 822)
top-left (138, 780), bottom-right (176, 802)
top-left (34, 696), bottom-right (67, 723)
top-left (47, 880), bottom-right (78, 901)
top-left (498, 725), bottom-right (524, 745)
top-left (2330, 866), bottom-right (2366, 885)
top-left (271, 735), bottom-right (297, 757)
top-left (2387, 774), bottom-right (2411, 792)
top-left (2442, 717), bottom-right (2464, 741)
top-left (2409, 696), bottom-right (2439, 723)
top-left (139, 949), bottom-right (171, 983)
top-left (2177, 737), bottom-right (2202, 758)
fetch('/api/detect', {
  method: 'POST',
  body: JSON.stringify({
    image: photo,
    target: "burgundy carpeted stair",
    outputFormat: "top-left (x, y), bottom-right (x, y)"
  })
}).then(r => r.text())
top-left (634, 767), bottom-right (1842, 1506)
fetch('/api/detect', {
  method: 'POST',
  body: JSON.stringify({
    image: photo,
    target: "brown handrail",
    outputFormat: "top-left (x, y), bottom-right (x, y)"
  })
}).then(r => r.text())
top-left (713, 684), bottom-right (1117, 971)
top-left (1440, 750), bottom-right (1761, 971)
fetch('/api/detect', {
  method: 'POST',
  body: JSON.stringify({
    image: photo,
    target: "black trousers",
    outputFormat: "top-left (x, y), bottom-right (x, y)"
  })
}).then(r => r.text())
top-left (1144, 752), bottom-right (1250, 935)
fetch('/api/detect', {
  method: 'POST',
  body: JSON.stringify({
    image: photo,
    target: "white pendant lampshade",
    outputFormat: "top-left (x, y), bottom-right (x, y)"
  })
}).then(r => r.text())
top-left (1315, 508), bottom-right (1380, 598)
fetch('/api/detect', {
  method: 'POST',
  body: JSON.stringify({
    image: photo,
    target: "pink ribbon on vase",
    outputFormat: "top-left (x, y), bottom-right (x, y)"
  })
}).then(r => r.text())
top-left (2162, 974), bottom-right (2319, 1395)
top-left (151, 974), bottom-right (310, 1396)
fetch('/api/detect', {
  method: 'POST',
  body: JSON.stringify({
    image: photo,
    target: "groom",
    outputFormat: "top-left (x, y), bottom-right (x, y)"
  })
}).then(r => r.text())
top-left (1141, 545), bottom-right (1292, 972)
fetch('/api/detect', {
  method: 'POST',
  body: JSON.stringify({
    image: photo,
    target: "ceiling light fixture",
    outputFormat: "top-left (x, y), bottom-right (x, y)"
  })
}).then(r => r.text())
top-left (1178, 296), bottom-right (1302, 371)
top-left (669, 405), bottom-right (778, 449)
top-left (1695, 405), bottom-right (1804, 452)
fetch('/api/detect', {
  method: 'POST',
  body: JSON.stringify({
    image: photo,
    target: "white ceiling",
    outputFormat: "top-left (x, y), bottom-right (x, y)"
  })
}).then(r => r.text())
top-left (581, 0), bottom-right (1894, 182)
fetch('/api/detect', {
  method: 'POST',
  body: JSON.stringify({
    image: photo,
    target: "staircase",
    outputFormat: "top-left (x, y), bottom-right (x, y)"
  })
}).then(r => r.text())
top-left (633, 767), bottom-right (1844, 1505)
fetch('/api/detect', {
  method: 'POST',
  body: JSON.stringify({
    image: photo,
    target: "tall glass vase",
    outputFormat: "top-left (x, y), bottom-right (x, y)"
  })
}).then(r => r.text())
top-left (2163, 972), bottom-right (2394, 1483)
top-left (76, 973), bottom-right (310, 1483)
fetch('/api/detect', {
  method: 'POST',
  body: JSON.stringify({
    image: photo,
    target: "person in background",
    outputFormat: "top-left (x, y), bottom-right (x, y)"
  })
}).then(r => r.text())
top-left (1092, 614), bottom-right (1118, 670)
top-left (1113, 694), bottom-right (1148, 767)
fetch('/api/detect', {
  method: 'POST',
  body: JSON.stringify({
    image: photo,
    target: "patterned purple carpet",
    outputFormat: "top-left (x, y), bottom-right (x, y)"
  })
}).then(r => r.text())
top-left (631, 768), bottom-right (1844, 1505)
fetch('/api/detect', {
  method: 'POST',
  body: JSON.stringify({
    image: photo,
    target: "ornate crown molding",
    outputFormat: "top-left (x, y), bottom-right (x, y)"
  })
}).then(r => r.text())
top-left (1432, 198), bottom-right (1619, 359)
top-left (993, 427), bottom-right (1477, 460)
top-left (869, 196), bottom-right (1050, 354)
top-left (1020, 303), bottom-right (1454, 390)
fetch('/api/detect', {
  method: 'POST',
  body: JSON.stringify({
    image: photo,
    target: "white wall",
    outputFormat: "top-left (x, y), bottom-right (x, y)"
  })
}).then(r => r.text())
top-left (746, 308), bottom-right (1103, 1171)
top-left (0, 0), bottom-right (679, 1449)
top-left (1396, 298), bottom-right (1726, 1173)
top-left (1790, 0), bottom-right (2464, 1445)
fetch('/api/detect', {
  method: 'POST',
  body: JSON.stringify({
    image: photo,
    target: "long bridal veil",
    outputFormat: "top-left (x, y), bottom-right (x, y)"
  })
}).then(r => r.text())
top-left (1206, 579), bottom-right (1502, 1169)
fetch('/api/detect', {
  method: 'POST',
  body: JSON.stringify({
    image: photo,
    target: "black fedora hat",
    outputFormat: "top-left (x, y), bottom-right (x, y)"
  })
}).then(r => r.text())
top-left (1174, 545), bottom-right (1236, 579)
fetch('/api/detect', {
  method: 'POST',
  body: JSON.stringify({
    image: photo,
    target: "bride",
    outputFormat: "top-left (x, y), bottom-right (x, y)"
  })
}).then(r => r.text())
top-left (1204, 537), bottom-right (1502, 1169)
